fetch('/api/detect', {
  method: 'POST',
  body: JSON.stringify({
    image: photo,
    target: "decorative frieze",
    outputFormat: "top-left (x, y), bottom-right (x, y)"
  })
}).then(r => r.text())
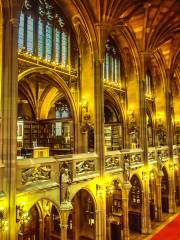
top-left (76, 160), bottom-right (95, 175)
top-left (22, 165), bottom-right (51, 185)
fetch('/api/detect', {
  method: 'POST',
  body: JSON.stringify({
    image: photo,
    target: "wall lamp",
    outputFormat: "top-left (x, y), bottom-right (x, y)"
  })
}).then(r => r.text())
top-left (16, 204), bottom-right (30, 224)
top-left (96, 184), bottom-right (105, 197)
top-left (169, 163), bottom-right (174, 172)
top-left (0, 208), bottom-right (8, 231)
top-left (142, 171), bottom-right (147, 181)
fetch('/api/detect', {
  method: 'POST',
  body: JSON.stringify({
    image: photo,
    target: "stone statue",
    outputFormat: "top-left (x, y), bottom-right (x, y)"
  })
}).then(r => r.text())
top-left (123, 155), bottom-right (130, 182)
top-left (60, 168), bottom-right (71, 203)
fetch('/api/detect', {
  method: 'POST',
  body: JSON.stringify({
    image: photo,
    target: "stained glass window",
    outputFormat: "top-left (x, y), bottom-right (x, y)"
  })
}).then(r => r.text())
top-left (112, 57), bottom-right (115, 81)
top-left (55, 30), bottom-right (60, 63)
top-left (38, 20), bottom-right (43, 58)
top-left (27, 16), bottom-right (34, 54)
top-left (18, 0), bottom-right (72, 67)
top-left (61, 32), bottom-right (68, 66)
top-left (46, 24), bottom-right (52, 60)
top-left (18, 13), bottom-right (25, 49)
top-left (114, 58), bottom-right (117, 82)
top-left (105, 53), bottom-right (109, 80)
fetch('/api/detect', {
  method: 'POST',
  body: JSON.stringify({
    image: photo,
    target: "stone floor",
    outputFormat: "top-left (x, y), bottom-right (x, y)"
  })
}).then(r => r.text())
top-left (130, 210), bottom-right (180, 240)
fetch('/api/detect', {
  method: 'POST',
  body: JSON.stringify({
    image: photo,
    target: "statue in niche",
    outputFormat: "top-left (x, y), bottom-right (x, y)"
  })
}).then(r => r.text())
top-left (123, 154), bottom-right (130, 182)
top-left (129, 112), bottom-right (139, 147)
top-left (157, 128), bottom-right (166, 146)
top-left (60, 168), bottom-right (71, 203)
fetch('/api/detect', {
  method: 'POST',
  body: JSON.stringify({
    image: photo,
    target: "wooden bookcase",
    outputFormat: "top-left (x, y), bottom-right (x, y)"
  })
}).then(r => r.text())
top-left (104, 124), bottom-right (123, 151)
top-left (17, 119), bottom-right (73, 157)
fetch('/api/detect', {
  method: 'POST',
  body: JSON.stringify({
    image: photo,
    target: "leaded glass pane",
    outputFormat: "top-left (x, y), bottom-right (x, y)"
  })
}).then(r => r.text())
top-left (55, 30), bottom-right (60, 63)
top-left (61, 32), bottom-right (68, 66)
top-left (105, 53), bottom-right (109, 80)
top-left (27, 15), bottom-right (34, 54)
top-left (38, 20), bottom-right (43, 58)
top-left (114, 58), bottom-right (118, 82)
top-left (18, 13), bottom-right (25, 49)
top-left (46, 24), bottom-right (52, 60)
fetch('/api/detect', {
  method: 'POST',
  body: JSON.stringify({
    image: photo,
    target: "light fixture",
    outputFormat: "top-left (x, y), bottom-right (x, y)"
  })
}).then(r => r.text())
top-left (0, 209), bottom-right (8, 231)
top-left (96, 184), bottom-right (104, 197)
top-left (169, 163), bottom-right (174, 172)
top-left (16, 204), bottom-right (30, 224)
top-left (150, 172), bottom-right (154, 180)
top-left (142, 171), bottom-right (147, 181)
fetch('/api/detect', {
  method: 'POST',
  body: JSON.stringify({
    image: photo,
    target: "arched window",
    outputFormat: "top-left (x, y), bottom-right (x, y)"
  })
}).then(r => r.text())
top-left (104, 101), bottom-right (123, 150)
top-left (18, 0), bottom-right (70, 66)
top-left (103, 39), bottom-right (121, 84)
top-left (27, 15), bottom-right (34, 54)
top-left (129, 175), bottom-right (142, 209)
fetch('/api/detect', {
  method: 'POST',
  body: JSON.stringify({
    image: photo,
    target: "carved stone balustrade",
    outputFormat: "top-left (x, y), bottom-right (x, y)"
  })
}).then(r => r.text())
top-left (71, 153), bottom-right (98, 181)
top-left (55, 152), bottom-right (98, 181)
top-left (173, 145), bottom-right (180, 160)
top-left (16, 157), bottom-right (59, 193)
top-left (105, 150), bottom-right (123, 173)
top-left (148, 147), bottom-right (156, 163)
top-left (156, 146), bottom-right (169, 162)
top-left (121, 149), bottom-right (144, 169)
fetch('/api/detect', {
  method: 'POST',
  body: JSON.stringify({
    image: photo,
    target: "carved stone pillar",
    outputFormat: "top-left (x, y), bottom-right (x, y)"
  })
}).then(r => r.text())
top-left (139, 53), bottom-right (148, 164)
top-left (156, 175), bottom-right (163, 221)
top-left (39, 218), bottom-right (44, 240)
top-left (141, 175), bottom-right (151, 234)
top-left (2, 15), bottom-right (18, 240)
top-left (94, 59), bottom-right (105, 175)
top-left (106, 217), bottom-right (111, 240)
top-left (95, 187), bottom-right (106, 240)
top-left (165, 80), bottom-right (173, 159)
top-left (59, 202), bottom-right (73, 240)
top-left (122, 182), bottom-right (131, 240)
top-left (168, 170), bottom-right (176, 213)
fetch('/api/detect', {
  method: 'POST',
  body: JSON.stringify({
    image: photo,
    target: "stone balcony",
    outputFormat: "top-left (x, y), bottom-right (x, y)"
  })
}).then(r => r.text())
top-left (148, 146), bottom-right (170, 163)
top-left (16, 152), bottom-right (98, 192)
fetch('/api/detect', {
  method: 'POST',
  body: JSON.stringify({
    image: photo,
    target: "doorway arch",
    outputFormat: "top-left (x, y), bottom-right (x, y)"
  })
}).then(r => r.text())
top-left (71, 189), bottom-right (96, 240)
top-left (128, 175), bottom-right (142, 233)
top-left (161, 166), bottom-right (169, 213)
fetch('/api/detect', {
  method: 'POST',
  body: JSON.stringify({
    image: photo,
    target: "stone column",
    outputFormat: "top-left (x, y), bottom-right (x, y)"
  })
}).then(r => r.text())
top-left (122, 182), bottom-right (131, 240)
top-left (168, 169), bottom-right (176, 213)
top-left (156, 175), bottom-right (163, 221)
top-left (95, 186), bottom-right (106, 240)
top-left (2, 15), bottom-right (18, 240)
top-left (94, 59), bottom-right (105, 175)
top-left (39, 218), bottom-right (44, 240)
top-left (141, 174), bottom-right (151, 234)
top-left (139, 53), bottom-right (148, 164)
top-left (165, 72), bottom-right (173, 159)
top-left (59, 202), bottom-right (73, 240)
top-left (106, 217), bottom-right (111, 240)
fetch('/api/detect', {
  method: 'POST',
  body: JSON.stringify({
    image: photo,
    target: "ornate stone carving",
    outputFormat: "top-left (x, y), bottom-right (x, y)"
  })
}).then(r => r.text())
top-left (76, 160), bottom-right (95, 174)
top-left (105, 156), bottom-right (120, 169)
top-left (123, 154), bottom-right (130, 182)
top-left (22, 166), bottom-right (51, 184)
top-left (129, 153), bottom-right (142, 164)
top-left (148, 150), bottom-right (156, 161)
top-left (60, 167), bottom-right (71, 203)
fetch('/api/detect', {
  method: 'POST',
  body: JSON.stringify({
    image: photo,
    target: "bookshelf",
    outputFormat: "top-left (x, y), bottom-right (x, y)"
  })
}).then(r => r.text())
top-left (38, 119), bottom-right (73, 155)
top-left (104, 124), bottom-right (122, 151)
top-left (17, 119), bottom-right (73, 157)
